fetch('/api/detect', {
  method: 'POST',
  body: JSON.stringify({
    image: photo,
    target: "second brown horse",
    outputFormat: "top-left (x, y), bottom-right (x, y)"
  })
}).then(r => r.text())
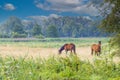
top-left (91, 41), bottom-right (101, 56)
top-left (58, 43), bottom-right (76, 55)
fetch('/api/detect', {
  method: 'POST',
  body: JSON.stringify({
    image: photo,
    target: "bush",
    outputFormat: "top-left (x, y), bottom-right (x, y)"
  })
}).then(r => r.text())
top-left (11, 32), bottom-right (27, 38)
top-left (0, 34), bottom-right (10, 38)
top-left (34, 34), bottom-right (45, 39)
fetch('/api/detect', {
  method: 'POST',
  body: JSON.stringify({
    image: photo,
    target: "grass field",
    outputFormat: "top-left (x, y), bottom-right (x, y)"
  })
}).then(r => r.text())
top-left (0, 37), bottom-right (109, 48)
top-left (0, 37), bottom-right (120, 80)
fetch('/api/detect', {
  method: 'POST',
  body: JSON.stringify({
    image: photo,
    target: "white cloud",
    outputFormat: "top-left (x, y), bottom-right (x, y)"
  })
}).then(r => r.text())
top-left (83, 16), bottom-right (93, 20)
top-left (47, 0), bottom-right (80, 6)
top-left (28, 16), bottom-right (49, 21)
top-left (4, 3), bottom-right (15, 11)
top-left (49, 14), bottom-right (60, 18)
top-left (28, 14), bottom-right (60, 20)
top-left (34, 0), bottom-right (99, 16)
top-left (74, 4), bottom-right (99, 16)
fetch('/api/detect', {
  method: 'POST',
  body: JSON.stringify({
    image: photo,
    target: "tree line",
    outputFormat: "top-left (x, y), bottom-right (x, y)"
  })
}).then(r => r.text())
top-left (0, 16), bottom-right (108, 38)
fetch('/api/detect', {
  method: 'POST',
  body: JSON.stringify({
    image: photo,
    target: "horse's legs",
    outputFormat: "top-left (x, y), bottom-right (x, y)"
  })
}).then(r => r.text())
top-left (69, 50), bottom-right (72, 55)
top-left (73, 50), bottom-right (76, 55)
top-left (97, 52), bottom-right (99, 56)
top-left (65, 50), bottom-right (67, 54)
top-left (95, 51), bottom-right (98, 56)
top-left (98, 51), bottom-right (101, 56)
top-left (91, 49), bottom-right (93, 55)
top-left (73, 47), bottom-right (76, 55)
top-left (92, 51), bottom-right (99, 56)
top-left (99, 50), bottom-right (101, 56)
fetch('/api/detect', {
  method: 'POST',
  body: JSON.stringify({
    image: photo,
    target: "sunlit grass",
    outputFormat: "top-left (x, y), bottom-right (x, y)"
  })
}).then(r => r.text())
top-left (0, 55), bottom-right (120, 80)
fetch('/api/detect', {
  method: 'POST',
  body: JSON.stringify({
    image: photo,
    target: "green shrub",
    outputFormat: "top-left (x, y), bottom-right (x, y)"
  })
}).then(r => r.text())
top-left (11, 32), bottom-right (27, 38)
top-left (34, 34), bottom-right (45, 39)
top-left (0, 34), bottom-right (10, 38)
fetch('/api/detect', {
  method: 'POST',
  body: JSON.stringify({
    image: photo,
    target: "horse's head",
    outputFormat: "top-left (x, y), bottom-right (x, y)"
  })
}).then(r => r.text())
top-left (58, 49), bottom-right (62, 54)
top-left (58, 45), bottom-right (65, 54)
top-left (98, 41), bottom-right (101, 45)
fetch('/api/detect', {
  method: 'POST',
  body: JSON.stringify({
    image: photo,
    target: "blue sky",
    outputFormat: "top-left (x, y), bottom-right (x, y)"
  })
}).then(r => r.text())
top-left (0, 0), bottom-right (99, 22)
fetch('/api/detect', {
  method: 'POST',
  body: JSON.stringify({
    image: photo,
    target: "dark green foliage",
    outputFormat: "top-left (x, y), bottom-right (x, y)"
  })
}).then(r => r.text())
top-left (34, 34), bottom-right (44, 39)
top-left (12, 22), bottom-right (25, 34)
top-left (46, 25), bottom-right (58, 37)
top-left (32, 24), bottom-right (42, 36)
top-left (0, 34), bottom-right (10, 38)
top-left (99, 0), bottom-right (120, 54)
top-left (11, 32), bottom-right (27, 38)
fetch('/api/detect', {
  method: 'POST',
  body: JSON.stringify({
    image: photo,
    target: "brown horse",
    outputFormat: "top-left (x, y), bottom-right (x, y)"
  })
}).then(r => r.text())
top-left (91, 41), bottom-right (101, 56)
top-left (58, 43), bottom-right (76, 55)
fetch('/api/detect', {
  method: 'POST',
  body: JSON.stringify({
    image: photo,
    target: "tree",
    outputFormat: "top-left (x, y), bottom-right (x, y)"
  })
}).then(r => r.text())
top-left (62, 19), bottom-right (74, 37)
top-left (46, 25), bottom-right (58, 37)
top-left (12, 22), bottom-right (25, 34)
top-left (32, 24), bottom-right (42, 36)
top-left (1, 16), bottom-right (26, 38)
top-left (62, 25), bottom-right (72, 37)
top-left (72, 29), bottom-right (78, 38)
top-left (94, 0), bottom-right (120, 54)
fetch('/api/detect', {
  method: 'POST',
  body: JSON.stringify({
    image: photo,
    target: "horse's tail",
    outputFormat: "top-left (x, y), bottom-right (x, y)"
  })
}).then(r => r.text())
top-left (73, 44), bottom-right (76, 55)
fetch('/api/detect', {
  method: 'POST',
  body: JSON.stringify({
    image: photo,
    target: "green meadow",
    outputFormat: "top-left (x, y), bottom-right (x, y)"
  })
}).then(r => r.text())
top-left (0, 37), bottom-right (120, 80)
top-left (0, 37), bottom-right (109, 48)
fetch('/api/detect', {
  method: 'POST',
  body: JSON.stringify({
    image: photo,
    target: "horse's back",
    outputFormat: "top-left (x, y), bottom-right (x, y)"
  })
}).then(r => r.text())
top-left (70, 43), bottom-right (76, 48)
top-left (64, 43), bottom-right (75, 50)
top-left (91, 44), bottom-right (100, 52)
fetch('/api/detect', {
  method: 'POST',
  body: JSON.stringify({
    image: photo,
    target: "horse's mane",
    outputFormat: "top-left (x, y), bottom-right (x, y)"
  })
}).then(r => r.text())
top-left (59, 44), bottom-right (68, 52)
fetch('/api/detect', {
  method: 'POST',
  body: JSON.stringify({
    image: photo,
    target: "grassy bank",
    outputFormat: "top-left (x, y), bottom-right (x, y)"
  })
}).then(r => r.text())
top-left (0, 55), bottom-right (120, 80)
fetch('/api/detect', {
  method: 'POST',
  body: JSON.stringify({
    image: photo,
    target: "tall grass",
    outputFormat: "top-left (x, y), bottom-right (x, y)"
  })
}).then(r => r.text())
top-left (0, 55), bottom-right (120, 80)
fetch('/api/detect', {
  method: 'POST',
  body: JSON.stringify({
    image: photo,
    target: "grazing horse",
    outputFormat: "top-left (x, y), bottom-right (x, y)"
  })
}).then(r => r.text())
top-left (58, 43), bottom-right (76, 55)
top-left (91, 41), bottom-right (101, 56)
